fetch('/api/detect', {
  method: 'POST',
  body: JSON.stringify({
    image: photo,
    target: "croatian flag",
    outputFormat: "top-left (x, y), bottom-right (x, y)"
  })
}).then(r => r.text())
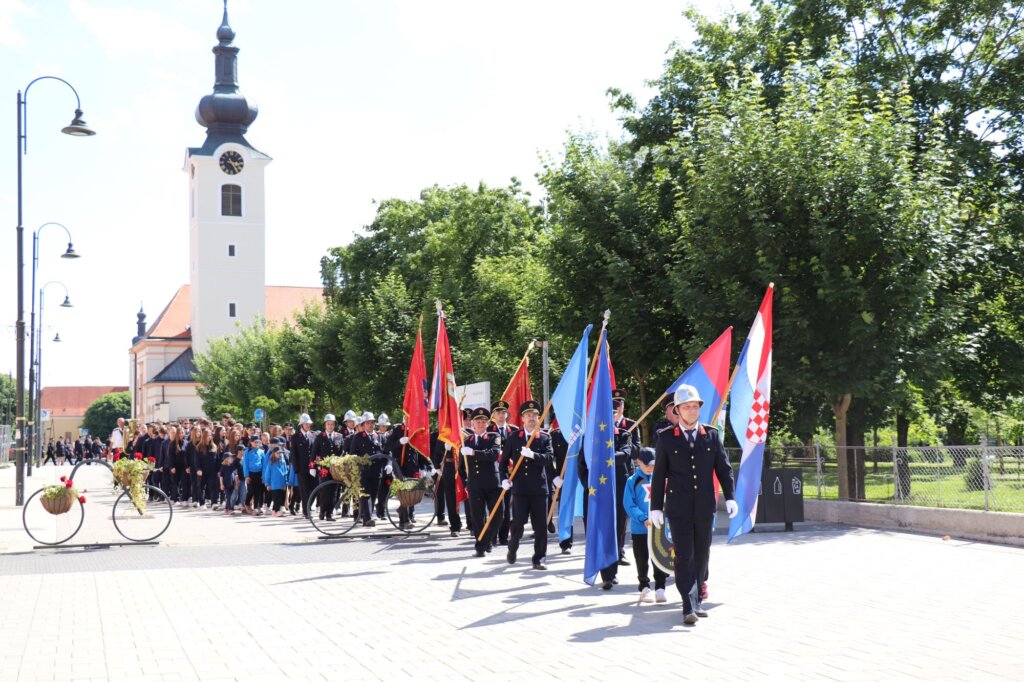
top-left (666, 327), bottom-right (732, 425)
top-left (728, 285), bottom-right (774, 542)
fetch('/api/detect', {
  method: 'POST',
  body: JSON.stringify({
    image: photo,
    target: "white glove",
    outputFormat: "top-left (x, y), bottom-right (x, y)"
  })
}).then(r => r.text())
top-left (501, 479), bottom-right (512, 490)
top-left (384, 464), bottom-right (393, 475)
top-left (726, 499), bottom-right (739, 518)
top-left (521, 446), bottom-right (534, 459)
top-left (460, 446), bottom-right (474, 457)
top-left (553, 475), bottom-right (563, 489)
top-left (649, 510), bottom-right (664, 528)
top-left (444, 442), bottom-right (452, 451)
top-left (399, 436), bottom-right (409, 445)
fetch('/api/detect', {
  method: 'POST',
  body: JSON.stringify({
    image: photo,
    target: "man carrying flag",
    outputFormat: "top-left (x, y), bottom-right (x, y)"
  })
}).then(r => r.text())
top-left (501, 400), bottom-right (553, 570)
top-left (429, 302), bottom-right (470, 537)
top-left (649, 384), bottom-right (737, 625)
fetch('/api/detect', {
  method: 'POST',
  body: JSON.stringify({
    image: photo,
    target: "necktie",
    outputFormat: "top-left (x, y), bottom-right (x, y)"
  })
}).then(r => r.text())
top-left (686, 430), bottom-right (695, 445)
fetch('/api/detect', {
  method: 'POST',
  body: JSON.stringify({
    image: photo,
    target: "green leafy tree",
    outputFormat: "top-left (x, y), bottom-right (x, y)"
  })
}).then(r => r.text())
top-left (81, 391), bottom-right (131, 441)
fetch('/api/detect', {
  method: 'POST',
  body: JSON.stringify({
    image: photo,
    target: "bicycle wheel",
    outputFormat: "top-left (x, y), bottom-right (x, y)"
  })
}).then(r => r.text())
top-left (385, 480), bottom-right (438, 534)
top-left (112, 484), bottom-right (173, 543)
top-left (22, 488), bottom-right (85, 546)
top-left (308, 480), bottom-right (358, 537)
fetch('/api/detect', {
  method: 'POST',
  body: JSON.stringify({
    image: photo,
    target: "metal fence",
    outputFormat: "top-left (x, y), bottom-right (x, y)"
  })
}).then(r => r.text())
top-left (724, 444), bottom-right (1024, 513)
top-left (0, 425), bottom-right (11, 465)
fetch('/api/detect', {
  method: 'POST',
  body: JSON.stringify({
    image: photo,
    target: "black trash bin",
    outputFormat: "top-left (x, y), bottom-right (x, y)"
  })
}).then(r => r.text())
top-left (755, 468), bottom-right (804, 530)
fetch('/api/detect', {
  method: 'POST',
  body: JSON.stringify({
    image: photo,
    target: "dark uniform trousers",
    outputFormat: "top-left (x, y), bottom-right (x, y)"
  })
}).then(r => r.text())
top-left (465, 431), bottom-right (502, 551)
top-left (291, 429), bottom-right (317, 518)
top-left (650, 425), bottom-right (734, 610)
top-left (440, 459), bottom-right (463, 531)
top-left (489, 424), bottom-right (518, 544)
top-left (502, 429), bottom-right (553, 563)
top-left (470, 488), bottom-right (501, 551)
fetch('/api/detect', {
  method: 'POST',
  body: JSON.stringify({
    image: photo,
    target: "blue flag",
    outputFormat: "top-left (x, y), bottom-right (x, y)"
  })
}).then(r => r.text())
top-left (583, 335), bottom-right (617, 586)
top-left (551, 324), bottom-right (591, 543)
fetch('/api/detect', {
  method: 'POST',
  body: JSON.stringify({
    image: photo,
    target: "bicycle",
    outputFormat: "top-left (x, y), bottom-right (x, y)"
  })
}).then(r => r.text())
top-left (307, 453), bottom-right (437, 537)
top-left (21, 458), bottom-right (174, 546)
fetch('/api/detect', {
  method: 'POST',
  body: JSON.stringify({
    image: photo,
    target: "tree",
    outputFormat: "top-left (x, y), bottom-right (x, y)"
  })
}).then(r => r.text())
top-left (670, 50), bottom-right (967, 499)
top-left (81, 391), bottom-right (131, 442)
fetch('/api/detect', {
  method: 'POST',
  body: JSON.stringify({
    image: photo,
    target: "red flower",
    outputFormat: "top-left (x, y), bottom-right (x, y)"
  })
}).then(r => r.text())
top-left (412, 472), bottom-right (421, 478)
top-left (79, 496), bottom-right (86, 503)
top-left (113, 453), bottom-right (121, 461)
top-left (134, 452), bottom-right (143, 460)
top-left (82, 489), bottom-right (88, 493)
top-left (147, 456), bottom-right (156, 463)
top-left (319, 468), bottom-right (328, 478)
top-left (60, 476), bottom-right (67, 482)
top-left (65, 480), bottom-right (73, 488)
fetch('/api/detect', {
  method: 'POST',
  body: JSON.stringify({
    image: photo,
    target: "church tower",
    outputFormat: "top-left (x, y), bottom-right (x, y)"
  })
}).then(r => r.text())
top-left (185, 2), bottom-right (271, 355)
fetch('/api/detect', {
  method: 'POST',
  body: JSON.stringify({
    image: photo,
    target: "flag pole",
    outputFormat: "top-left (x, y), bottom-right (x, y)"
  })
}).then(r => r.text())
top-left (546, 310), bottom-right (609, 523)
top-left (625, 393), bottom-right (669, 434)
top-left (476, 398), bottom-right (554, 543)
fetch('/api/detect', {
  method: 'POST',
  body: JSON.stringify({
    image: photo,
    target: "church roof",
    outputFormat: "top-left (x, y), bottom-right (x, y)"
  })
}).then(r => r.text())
top-left (153, 348), bottom-right (198, 383)
top-left (41, 386), bottom-right (129, 418)
top-left (142, 284), bottom-right (324, 340)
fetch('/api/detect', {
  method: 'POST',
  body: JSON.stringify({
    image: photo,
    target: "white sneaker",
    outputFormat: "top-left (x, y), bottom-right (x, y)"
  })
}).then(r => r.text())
top-left (655, 589), bottom-right (667, 603)
top-left (212, 504), bottom-right (221, 510)
top-left (192, 502), bottom-right (199, 508)
top-left (640, 587), bottom-right (653, 603)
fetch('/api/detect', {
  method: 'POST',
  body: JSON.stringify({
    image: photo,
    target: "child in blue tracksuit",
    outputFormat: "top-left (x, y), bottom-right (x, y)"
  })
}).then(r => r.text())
top-left (242, 435), bottom-right (266, 515)
top-left (263, 440), bottom-right (290, 517)
top-left (623, 447), bottom-right (669, 603)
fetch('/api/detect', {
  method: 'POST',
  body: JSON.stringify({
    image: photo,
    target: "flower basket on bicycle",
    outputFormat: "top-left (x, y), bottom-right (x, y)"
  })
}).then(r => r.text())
top-left (111, 456), bottom-right (155, 514)
top-left (40, 489), bottom-right (75, 515)
top-left (318, 454), bottom-right (368, 502)
top-left (390, 476), bottom-right (429, 507)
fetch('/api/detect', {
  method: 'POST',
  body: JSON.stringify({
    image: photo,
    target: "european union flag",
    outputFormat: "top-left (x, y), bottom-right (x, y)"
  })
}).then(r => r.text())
top-left (551, 324), bottom-right (591, 544)
top-left (583, 334), bottom-right (617, 586)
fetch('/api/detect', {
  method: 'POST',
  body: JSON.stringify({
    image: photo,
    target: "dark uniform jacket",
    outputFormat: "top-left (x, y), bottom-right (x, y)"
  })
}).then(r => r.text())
top-left (386, 424), bottom-right (429, 476)
top-left (650, 424), bottom-right (735, 520)
top-left (290, 428), bottom-right (318, 471)
top-left (348, 430), bottom-right (383, 458)
top-left (463, 430), bottom-right (501, 490)
top-left (313, 430), bottom-right (346, 461)
top-left (501, 428), bottom-right (553, 496)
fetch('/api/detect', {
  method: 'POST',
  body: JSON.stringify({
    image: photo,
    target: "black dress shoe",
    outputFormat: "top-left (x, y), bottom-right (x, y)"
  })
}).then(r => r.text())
top-left (497, 538), bottom-right (508, 546)
top-left (363, 519), bottom-right (376, 528)
top-left (561, 547), bottom-right (571, 555)
top-left (485, 545), bottom-right (492, 553)
top-left (547, 522), bottom-right (556, 533)
top-left (437, 518), bottom-right (448, 527)
top-left (474, 549), bottom-right (485, 558)
top-left (532, 561), bottom-right (547, 571)
top-left (450, 529), bottom-right (459, 537)
top-left (617, 559), bottom-right (630, 566)
top-left (601, 581), bottom-right (613, 591)
top-left (506, 548), bottom-right (517, 564)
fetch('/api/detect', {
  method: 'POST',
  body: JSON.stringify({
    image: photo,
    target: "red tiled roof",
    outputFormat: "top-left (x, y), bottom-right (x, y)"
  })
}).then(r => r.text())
top-left (41, 386), bottom-right (129, 418)
top-left (144, 284), bottom-right (323, 339)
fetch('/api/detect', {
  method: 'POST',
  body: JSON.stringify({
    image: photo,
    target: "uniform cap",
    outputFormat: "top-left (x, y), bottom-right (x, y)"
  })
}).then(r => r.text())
top-left (471, 407), bottom-right (491, 421)
top-left (461, 407), bottom-right (472, 419)
top-left (612, 388), bottom-right (627, 403)
top-left (519, 399), bottom-right (542, 415)
top-left (673, 384), bottom-right (704, 407)
top-left (637, 447), bottom-right (656, 465)
top-left (491, 399), bottom-right (510, 412)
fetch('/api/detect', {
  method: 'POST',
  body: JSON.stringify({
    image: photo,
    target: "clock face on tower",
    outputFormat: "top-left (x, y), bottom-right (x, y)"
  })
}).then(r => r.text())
top-left (219, 150), bottom-right (244, 175)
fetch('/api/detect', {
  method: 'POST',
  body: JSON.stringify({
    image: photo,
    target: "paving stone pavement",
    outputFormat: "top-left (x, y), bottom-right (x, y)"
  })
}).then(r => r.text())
top-left (1, 463), bottom-right (1023, 681)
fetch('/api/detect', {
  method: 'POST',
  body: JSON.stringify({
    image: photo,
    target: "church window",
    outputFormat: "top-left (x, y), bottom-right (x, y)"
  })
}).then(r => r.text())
top-left (221, 184), bottom-right (242, 216)
top-left (228, 244), bottom-right (236, 257)
top-left (228, 303), bottom-right (237, 318)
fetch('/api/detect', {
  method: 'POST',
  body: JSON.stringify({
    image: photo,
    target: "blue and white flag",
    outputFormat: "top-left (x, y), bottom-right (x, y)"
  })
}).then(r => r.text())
top-left (551, 324), bottom-right (591, 544)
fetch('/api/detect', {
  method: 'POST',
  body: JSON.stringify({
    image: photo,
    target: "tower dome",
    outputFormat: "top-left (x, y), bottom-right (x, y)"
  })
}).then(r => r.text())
top-left (195, 1), bottom-right (258, 139)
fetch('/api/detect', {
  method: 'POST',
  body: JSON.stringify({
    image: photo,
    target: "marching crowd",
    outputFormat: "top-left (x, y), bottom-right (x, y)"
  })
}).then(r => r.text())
top-left (43, 384), bottom-right (735, 625)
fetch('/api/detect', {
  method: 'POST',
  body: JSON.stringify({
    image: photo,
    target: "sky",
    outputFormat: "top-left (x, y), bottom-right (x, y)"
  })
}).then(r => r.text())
top-left (0, 0), bottom-right (742, 389)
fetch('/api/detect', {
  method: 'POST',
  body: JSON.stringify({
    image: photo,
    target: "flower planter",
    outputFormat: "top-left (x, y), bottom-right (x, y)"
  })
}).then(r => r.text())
top-left (396, 488), bottom-right (425, 507)
top-left (40, 492), bottom-right (74, 515)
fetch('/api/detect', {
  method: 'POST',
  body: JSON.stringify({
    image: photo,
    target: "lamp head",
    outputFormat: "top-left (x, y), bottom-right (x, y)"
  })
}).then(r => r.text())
top-left (61, 242), bottom-right (80, 259)
top-left (61, 109), bottom-right (95, 137)
top-left (60, 296), bottom-right (72, 308)
top-left (53, 333), bottom-right (62, 342)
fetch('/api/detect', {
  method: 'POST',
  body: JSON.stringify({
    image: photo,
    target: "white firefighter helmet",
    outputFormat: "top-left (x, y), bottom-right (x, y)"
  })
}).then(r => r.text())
top-left (673, 384), bottom-right (704, 407)
top-left (361, 411), bottom-right (376, 423)
top-left (342, 410), bottom-right (357, 423)
top-left (377, 413), bottom-right (390, 426)
top-left (323, 413), bottom-right (337, 423)
top-left (298, 413), bottom-right (313, 425)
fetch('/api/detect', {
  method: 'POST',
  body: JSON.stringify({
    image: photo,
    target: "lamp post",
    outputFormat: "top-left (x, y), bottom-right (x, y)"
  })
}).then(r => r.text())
top-left (33, 281), bottom-right (72, 472)
top-left (14, 76), bottom-right (95, 505)
top-left (26, 222), bottom-right (79, 476)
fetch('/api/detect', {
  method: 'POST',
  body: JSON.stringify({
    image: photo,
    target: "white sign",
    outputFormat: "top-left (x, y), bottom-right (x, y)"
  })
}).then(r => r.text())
top-left (455, 381), bottom-right (491, 410)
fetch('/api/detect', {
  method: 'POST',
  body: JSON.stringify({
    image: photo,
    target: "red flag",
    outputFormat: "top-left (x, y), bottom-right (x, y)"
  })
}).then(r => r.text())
top-left (402, 318), bottom-right (430, 462)
top-left (430, 309), bottom-right (465, 451)
top-left (500, 355), bottom-right (533, 428)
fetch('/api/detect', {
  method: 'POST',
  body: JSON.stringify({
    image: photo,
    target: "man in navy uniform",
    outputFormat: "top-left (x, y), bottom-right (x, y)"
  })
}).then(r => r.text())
top-left (462, 407), bottom-right (502, 556)
top-left (649, 384), bottom-right (737, 625)
top-left (312, 414), bottom-right (346, 521)
top-left (501, 400), bottom-right (554, 570)
top-left (290, 413), bottom-right (318, 519)
top-left (488, 399), bottom-right (519, 545)
top-left (350, 412), bottom-right (387, 527)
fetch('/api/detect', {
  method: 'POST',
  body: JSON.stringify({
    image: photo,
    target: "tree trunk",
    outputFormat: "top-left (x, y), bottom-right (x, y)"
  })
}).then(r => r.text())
top-left (847, 397), bottom-right (867, 499)
top-left (896, 412), bottom-right (909, 447)
top-left (832, 393), bottom-right (852, 500)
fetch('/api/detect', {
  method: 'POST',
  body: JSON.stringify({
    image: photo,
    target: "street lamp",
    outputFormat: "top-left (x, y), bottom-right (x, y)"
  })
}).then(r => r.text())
top-left (26, 222), bottom-right (81, 477)
top-left (33, 281), bottom-right (71, 472)
top-left (14, 76), bottom-right (95, 506)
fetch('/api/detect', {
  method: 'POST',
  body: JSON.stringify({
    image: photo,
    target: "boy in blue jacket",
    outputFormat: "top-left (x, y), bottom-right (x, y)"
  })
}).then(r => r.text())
top-left (623, 447), bottom-right (669, 603)
top-left (263, 438), bottom-right (290, 517)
